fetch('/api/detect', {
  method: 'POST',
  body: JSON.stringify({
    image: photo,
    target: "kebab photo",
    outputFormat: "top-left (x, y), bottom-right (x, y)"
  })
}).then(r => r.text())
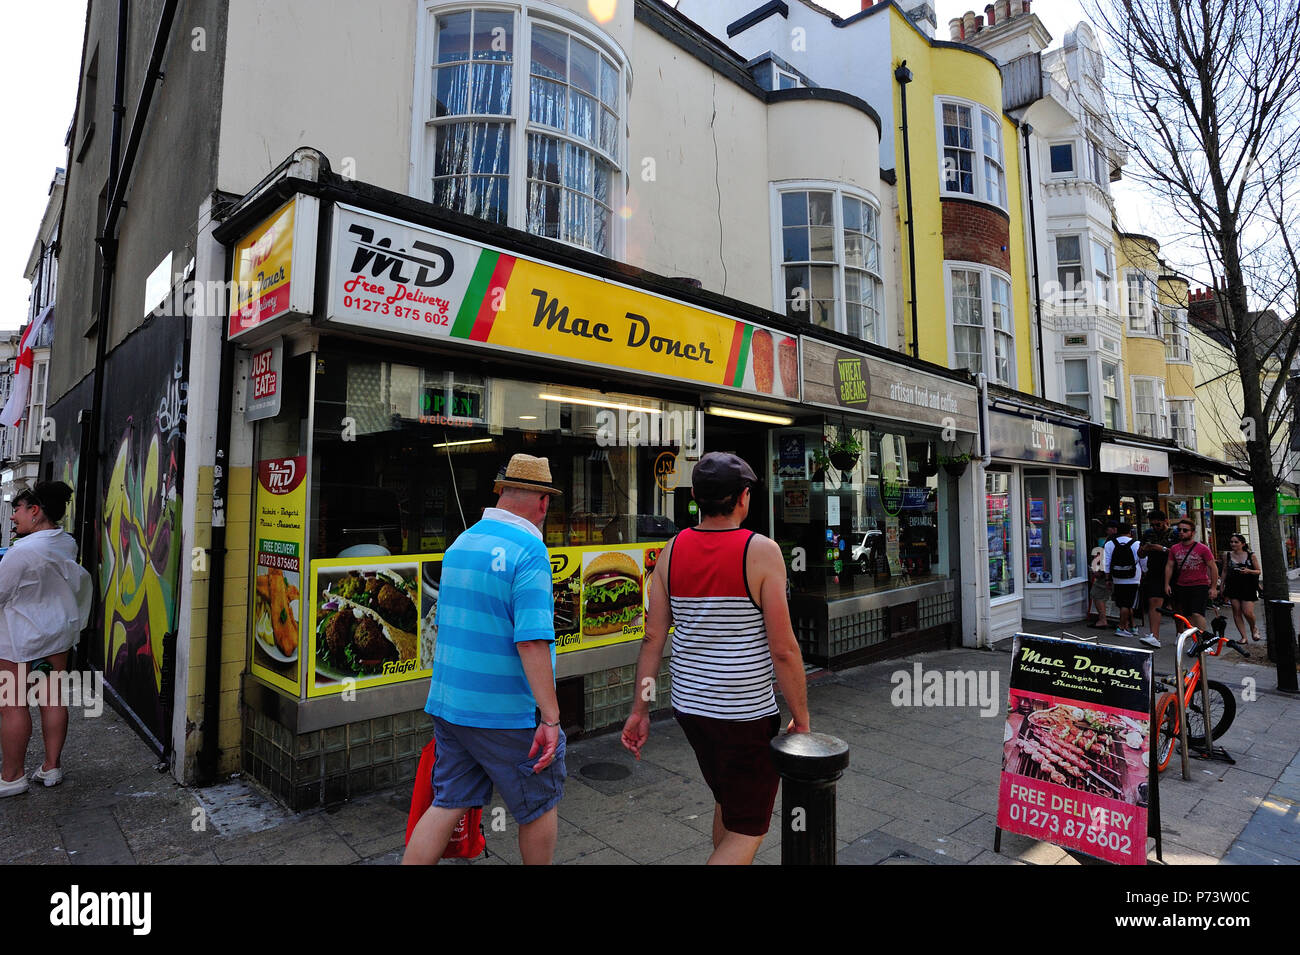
top-left (315, 567), bottom-right (420, 676)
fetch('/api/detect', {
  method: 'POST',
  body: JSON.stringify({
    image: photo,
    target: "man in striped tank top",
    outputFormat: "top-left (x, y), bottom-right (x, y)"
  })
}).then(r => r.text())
top-left (622, 452), bottom-right (810, 864)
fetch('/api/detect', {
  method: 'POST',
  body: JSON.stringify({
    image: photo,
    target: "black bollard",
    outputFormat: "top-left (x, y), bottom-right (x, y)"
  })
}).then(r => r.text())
top-left (770, 732), bottom-right (850, 866)
top-left (1265, 600), bottom-right (1299, 694)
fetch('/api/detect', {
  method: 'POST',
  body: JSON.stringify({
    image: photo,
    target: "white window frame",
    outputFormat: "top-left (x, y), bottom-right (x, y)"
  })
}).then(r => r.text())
top-left (1131, 376), bottom-right (1168, 438)
top-left (937, 98), bottom-right (1006, 210)
top-left (1124, 269), bottom-right (1160, 336)
top-left (1048, 141), bottom-right (1076, 178)
top-left (411, 2), bottom-right (628, 258)
top-left (1087, 138), bottom-right (1108, 187)
top-left (944, 262), bottom-right (1016, 387)
top-left (1061, 357), bottom-right (1091, 417)
top-left (1090, 237), bottom-right (1112, 310)
top-left (770, 181), bottom-right (886, 344)
top-left (1053, 233), bottom-right (1084, 303)
top-left (1170, 398), bottom-right (1196, 448)
top-left (1163, 306), bottom-right (1191, 362)
top-left (1099, 356), bottom-right (1123, 430)
top-left (774, 65), bottom-right (800, 90)
top-left (21, 358), bottom-right (47, 456)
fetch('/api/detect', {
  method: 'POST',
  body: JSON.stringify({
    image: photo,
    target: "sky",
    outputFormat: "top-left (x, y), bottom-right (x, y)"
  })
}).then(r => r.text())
top-left (0, 0), bottom-right (1185, 335)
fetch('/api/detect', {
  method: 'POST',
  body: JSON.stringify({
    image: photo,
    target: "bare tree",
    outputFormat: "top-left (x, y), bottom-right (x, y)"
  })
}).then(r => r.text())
top-left (1089, 0), bottom-right (1300, 621)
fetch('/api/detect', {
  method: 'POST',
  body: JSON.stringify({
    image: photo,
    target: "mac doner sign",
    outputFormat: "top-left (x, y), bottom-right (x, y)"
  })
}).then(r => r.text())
top-left (325, 205), bottom-right (799, 399)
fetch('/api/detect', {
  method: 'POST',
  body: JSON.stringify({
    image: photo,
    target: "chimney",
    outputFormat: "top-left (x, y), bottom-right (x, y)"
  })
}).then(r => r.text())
top-left (861, 0), bottom-right (873, 9)
top-left (963, 11), bottom-right (977, 37)
top-left (985, 3), bottom-right (996, 26)
top-left (996, 0), bottom-right (1010, 21)
top-left (949, 16), bottom-right (964, 39)
top-left (974, 14), bottom-right (984, 32)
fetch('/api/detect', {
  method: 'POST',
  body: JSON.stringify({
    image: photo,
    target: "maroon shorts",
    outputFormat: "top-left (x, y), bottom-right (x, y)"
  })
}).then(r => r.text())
top-left (674, 709), bottom-right (781, 837)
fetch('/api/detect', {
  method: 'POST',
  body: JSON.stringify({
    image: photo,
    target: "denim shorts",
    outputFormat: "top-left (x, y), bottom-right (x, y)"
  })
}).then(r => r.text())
top-left (430, 716), bottom-right (566, 825)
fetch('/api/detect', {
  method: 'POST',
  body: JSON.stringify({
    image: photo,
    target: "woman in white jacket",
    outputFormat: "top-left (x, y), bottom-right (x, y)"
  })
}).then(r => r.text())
top-left (0, 482), bottom-right (93, 796)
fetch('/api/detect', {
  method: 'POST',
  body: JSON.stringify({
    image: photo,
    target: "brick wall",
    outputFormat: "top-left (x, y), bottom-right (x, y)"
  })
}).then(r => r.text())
top-left (941, 200), bottom-right (1011, 272)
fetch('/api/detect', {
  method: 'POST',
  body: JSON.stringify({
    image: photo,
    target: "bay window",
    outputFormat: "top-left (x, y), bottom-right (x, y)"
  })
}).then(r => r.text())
top-left (419, 5), bottom-right (626, 256)
top-left (1131, 377), bottom-right (1168, 438)
top-left (1163, 307), bottom-right (1191, 362)
top-left (1124, 270), bottom-right (1160, 335)
top-left (776, 185), bottom-right (884, 343)
top-left (1101, 358), bottom-right (1121, 429)
top-left (1062, 358), bottom-right (1090, 416)
top-left (1055, 234), bottom-right (1083, 301)
top-left (947, 264), bottom-right (1015, 385)
top-left (939, 99), bottom-right (1006, 208)
top-left (1170, 398), bottom-right (1196, 448)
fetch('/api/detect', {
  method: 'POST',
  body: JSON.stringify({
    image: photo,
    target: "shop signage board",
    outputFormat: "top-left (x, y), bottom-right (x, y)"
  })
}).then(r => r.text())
top-left (1211, 487), bottom-right (1300, 516)
top-left (1099, 441), bottom-right (1170, 478)
top-left (996, 634), bottom-right (1155, 865)
top-left (325, 204), bottom-right (797, 400)
top-left (243, 338), bottom-right (284, 422)
top-left (800, 339), bottom-right (979, 434)
top-left (989, 409), bottom-right (1090, 467)
top-left (229, 196), bottom-right (318, 340)
top-left (250, 457), bottom-right (308, 695)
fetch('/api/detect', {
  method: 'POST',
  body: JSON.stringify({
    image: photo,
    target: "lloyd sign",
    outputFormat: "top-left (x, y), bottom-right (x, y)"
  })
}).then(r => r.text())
top-left (325, 204), bottom-right (797, 399)
top-left (243, 338), bottom-right (284, 422)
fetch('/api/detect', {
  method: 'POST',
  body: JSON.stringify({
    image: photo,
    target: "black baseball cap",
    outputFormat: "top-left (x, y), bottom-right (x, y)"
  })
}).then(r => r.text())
top-left (692, 452), bottom-right (758, 497)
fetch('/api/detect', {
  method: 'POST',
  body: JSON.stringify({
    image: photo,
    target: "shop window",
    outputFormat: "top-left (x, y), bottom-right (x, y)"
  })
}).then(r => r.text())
top-left (775, 186), bottom-right (883, 343)
top-left (771, 425), bottom-right (943, 600)
top-left (311, 352), bottom-right (687, 558)
top-left (419, 6), bottom-right (625, 255)
top-left (987, 469), bottom-right (1015, 598)
top-left (947, 264), bottom-right (1015, 386)
top-left (1024, 472), bottom-right (1054, 582)
top-left (939, 99), bottom-right (1005, 208)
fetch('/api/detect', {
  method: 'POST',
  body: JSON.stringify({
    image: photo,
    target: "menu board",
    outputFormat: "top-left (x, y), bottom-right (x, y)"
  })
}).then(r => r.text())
top-left (997, 634), bottom-right (1155, 865)
top-left (304, 541), bottom-right (669, 696)
top-left (250, 458), bottom-right (307, 695)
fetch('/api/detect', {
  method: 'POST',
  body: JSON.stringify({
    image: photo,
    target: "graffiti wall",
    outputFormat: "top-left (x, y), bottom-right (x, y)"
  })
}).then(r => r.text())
top-left (96, 321), bottom-right (189, 742)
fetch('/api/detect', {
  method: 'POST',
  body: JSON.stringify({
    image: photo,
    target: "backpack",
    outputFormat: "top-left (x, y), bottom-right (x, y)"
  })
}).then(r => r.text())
top-left (1109, 538), bottom-right (1138, 577)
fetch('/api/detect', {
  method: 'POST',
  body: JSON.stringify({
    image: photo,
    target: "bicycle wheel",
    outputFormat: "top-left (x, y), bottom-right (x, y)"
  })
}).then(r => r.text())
top-left (1185, 680), bottom-right (1237, 745)
top-left (1154, 692), bottom-right (1179, 772)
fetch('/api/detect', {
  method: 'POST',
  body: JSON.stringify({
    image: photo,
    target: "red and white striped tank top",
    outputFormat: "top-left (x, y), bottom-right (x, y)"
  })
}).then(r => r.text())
top-left (667, 527), bottom-right (778, 721)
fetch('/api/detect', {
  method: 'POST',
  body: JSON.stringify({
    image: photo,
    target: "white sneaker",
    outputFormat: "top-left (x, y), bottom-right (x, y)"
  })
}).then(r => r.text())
top-left (31, 766), bottom-right (63, 787)
top-left (1139, 634), bottom-right (1161, 649)
top-left (1115, 628), bottom-right (1134, 638)
top-left (0, 775), bottom-right (29, 798)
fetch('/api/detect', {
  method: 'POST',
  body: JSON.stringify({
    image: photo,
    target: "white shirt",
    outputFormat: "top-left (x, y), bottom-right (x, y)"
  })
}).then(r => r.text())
top-left (0, 529), bottom-right (94, 662)
top-left (1103, 535), bottom-right (1143, 584)
top-left (481, 506), bottom-right (543, 541)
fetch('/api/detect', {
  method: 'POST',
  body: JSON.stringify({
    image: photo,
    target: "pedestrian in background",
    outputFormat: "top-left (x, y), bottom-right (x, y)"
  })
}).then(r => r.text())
top-left (1222, 533), bottom-right (1262, 642)
top-left (404, 454), bottom-right (565, 865)
top-left (1165, 518), bottom-right (1219, 633)
top-left (1138, 510), bottom-right (1178, 648)
top-left (1104, 522), bottom-right (1147, 644)
top-left (0, 482), bottom-right (92, 797)
top-left (1088, 517), bottom-right (1119, 628)
top-left (622, 451), bottom-right (810, 865)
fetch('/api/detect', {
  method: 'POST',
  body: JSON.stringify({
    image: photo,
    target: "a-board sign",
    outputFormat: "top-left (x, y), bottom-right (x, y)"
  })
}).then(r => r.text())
top-left (996, 634), bottom-right (1155, 865)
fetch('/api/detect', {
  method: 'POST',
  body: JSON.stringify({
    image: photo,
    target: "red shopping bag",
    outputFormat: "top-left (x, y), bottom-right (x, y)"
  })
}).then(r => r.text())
top-left (405, 737), bottom-right (486, 859)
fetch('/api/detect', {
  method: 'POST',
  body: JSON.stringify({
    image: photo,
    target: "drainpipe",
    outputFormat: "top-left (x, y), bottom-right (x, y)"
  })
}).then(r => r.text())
top-left (895, 62), bottom-right (920, 359)
top-left (77, 0), bottom-right (182, 673)
top-left (1021, 123), bottom-right (1046, 397)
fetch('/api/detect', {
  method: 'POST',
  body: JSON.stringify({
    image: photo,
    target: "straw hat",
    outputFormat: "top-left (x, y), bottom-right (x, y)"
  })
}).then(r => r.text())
top-left (494, 454), bottom-right (562, 496)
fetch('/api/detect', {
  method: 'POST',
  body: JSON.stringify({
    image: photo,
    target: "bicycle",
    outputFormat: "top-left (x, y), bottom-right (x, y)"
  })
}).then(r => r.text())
top-left (1152, 610), bottom-right (1248, 772)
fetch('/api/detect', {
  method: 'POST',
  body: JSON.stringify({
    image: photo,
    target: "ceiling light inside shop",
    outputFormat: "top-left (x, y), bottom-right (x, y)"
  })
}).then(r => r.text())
top-left (538, 393), bottom-right (662, 415)
top-left (429, 437), bottom-right (495, 450)
top-left (705, 405), bottom-right (793, 426)
top-left (518, 415), bottom-right (538, 420)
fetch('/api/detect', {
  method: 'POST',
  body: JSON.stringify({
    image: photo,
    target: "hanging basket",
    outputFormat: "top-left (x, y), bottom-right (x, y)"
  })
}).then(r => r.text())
top-left (941, 456), bottom-right (970, 477)
top-left (829, 449), bottom-right (860, 472)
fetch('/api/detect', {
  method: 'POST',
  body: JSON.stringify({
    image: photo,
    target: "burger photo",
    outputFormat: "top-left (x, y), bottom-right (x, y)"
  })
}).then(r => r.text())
top-left (581, 552), bottom-right (644, 636)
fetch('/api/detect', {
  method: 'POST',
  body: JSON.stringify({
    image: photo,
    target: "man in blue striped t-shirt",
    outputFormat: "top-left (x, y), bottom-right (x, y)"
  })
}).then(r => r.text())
top-left (404, 454), bottom-right (565, 865)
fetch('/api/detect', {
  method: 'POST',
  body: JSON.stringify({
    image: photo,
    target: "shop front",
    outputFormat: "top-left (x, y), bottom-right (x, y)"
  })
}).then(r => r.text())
top-left (984, 401), bottom-right (1091, 636)
top-left (222, 188), bottom-right (976, 807)
top-left (789, 340), bottom-right (980, 665)
top-left (1088, 435), bottom-right (1172, 538)
top-left (1211, 486), bottom-right (1300, 578)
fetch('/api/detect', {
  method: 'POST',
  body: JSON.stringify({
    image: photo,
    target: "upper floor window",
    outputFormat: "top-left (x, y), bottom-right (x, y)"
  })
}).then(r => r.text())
top-left (1087, 139), bottom-right (1107, 187)
top-left (1163, 306), bottom-right (1191, 362)
top-left (947, 264), bottom-right (1014, 385)
top-left (1049, 143), bottom-right (1075, 176)
top-left (1100, 358), bottom-right (1122, 429)
top-left (1124, 270), bottom-right (1159, 336)
top-left (1091, 238), bottom-right (1111, 307)
top-left (1062, 358), bottom-right (1090, 416)
top-left (939, 100), bottom-right (1005, 208)
top-left (1170, 398), bottom-right (1196, 448)
top-left (419, 5), bottom-right (625, 256)
top-left (1055, 235), bottom-right (1083, 301)
top-left (1131, 376), bottom-right (1168, 438)
top-left (22, 360), bottom-right (48, 456)
top-left (775, 186), bottom-right (883, 343)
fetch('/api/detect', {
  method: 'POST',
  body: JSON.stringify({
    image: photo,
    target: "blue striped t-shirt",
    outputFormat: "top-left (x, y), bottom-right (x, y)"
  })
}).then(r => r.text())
top-left (424, 509), bottom-right (555, 728)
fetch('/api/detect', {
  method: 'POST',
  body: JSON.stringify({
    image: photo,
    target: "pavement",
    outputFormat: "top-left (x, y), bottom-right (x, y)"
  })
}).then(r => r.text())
top-left (1, 616), bottom-right (1298, 865)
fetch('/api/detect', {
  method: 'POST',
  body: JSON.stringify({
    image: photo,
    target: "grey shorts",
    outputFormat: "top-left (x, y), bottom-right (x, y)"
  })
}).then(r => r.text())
top-left (431, 716), bottom-right (566, 825)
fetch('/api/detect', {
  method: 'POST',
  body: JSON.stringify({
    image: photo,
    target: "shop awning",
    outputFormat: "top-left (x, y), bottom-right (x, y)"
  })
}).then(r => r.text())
top-left (1169, 446), bottom-right (1249, 481)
